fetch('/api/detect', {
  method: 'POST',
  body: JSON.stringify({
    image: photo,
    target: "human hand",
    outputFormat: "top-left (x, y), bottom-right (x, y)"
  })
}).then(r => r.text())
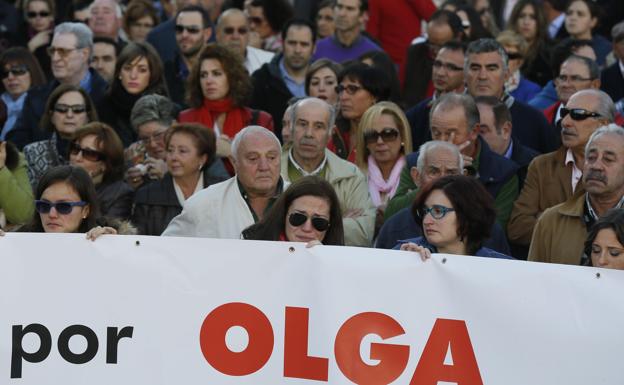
top-left (248, 31), bottom-right (262, 48)
top-left (399, 242), bottom-right (432, 261)
top-left (0, 141), bottom-right (6, 169)
top-left (125, 166), bottom-right (145, 189)
top-left (145, 157), bottom-right (167, 180)
top-left (28, 30), bottom-right (51, 52)
top-left (306, 239), bottom-right (322, 248)
top-left (0, 229), bottom-right (5, 236)
top-left (86, 225), bottom-right (117, 241)
top-left (216, 135), bottom-right (232, 158)
top-left (343, 208), bottom-right (363, 218)
top-left (444, 132), bottom-right (473, 167)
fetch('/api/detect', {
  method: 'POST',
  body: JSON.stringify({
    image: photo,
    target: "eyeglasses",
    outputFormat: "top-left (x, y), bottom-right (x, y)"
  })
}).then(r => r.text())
top-left (47, 46), bottom-right (79, 58)
top-left (175, 24), bottom-right (202, 34)
top-left (335, 84), bottom-right (362, 95)
top-left (420, 204), bottom-right (455, 220)
top-left (27, 11), bottom-right (51, 18)
top-left (556, 74), bottom-right (593, 83)
top-left (364, 128), bottom-right (400, 144)
top-left (432, 60), bottom-right (463, 72)
top-left (35, 200), bottom-right (87, 215)
top-left (53, 104), bottom-right (87, 114)
top-left (560, 107), bottom-right (602, 121)
top-left (140, 130), bottom-right (166, 145)
top-left (69, 142), bottom-right (106, 162)
top-left (288, 212), bottom-right (330, 232)
top-left (1, 65), bottom-right (28, 79)
top-left (223, 26), bottom-right (248, 35)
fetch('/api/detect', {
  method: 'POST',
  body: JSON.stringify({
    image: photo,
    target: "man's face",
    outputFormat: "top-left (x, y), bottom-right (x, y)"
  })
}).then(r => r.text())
top-left (175, 11), bottom-right (210, 58)
top-left (583, 133), bottom-right (624, 198)
top-left (334, 0), bottom-right (361, 32)
top-left (411, 146), bottom-right (461, 188)
top-left (613, 38), bottom-right (624, 62)
top-left (427, 22), bottom-right (454, 56)
top-left (432, 48), bottom-right (465, 93)
top-left (248, 6), bottom-right (272, 38)
top-left (478, 103), bottom-right (510, 155)
top-left (465, 51), bottom-right (507, 98)
top-left (235, 132), bottom-right (281, 196)
top-left (283, 26), bottom-right (314, 72)
top-left (560, 92), bottom-right (608, 153)
top-left (50, 33), bottom-right (89, 83)
top-left (88, 0), bottom-right (120, 38)
top-left (216, 12), bottom-right (249, 57)
top-left (90, 42), bottom-right (116, 82)
top-left (555, 59), bottom-right (598, 103)
top-left (430, 104), bottom-right (478, 155)
top-left (292, 100), bottom-right (331, 166)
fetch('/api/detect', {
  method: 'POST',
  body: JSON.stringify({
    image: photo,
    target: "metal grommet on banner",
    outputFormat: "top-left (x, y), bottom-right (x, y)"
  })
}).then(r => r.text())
top-left (135, 240), bottom-right (140, 246)
top-left (441, 258), bottom-right (447, 264)
top-left (288, 246), bottom-right (295, 253)
top-left (596, 272), bottom-right (601, 279)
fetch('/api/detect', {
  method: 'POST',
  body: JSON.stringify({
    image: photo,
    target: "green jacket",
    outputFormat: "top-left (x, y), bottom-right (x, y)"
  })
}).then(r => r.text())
top-left (0, 153), bottom-right (34, 226)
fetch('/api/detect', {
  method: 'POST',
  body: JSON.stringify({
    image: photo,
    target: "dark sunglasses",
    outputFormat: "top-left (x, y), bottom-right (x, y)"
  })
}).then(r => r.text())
top-left (223, 26), bottom-right (248, 35)
top-left (288, 212), bottom-right (330, 232)
top-left (175, 24), bottom-right (202, 34)
top-left (27, 11), bottom-right (51, 18)
top-left (560, 107), bottom-right (601, 121)
top-left (1, 65), bottom-right (28, 79)
top-left (364, 128), bottom-right (400, 144)
top-left (420, 204), bottom-right (455, 220)
top-left (335, 84), bottom-right (362, 95)
top-left (35, 200), bottom-right (87, 215)
top-left (69, 142), bottom-right (106, 162)
top-left (506, 52), bottom-right (523, 60)
top-left (53, 104), bottom-right (87, 114)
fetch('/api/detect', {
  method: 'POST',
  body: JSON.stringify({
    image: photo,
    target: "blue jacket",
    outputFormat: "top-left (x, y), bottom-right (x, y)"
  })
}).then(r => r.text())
top-left (393, 236), bottom-right (514, 260)
top-left (510, 77), bottom-right (541, 104)
top-left (528, 80), bottom-right (557, 110)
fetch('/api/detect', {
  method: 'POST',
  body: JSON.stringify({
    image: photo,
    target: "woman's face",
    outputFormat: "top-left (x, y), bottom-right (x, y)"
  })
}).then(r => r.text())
top-left (565, 1), bottom-right (596, 38)
top-left (69, 134), bottom-right (106, 182)
top-left (128, 15), bottom-right (155, 43)
top-left (421, 189), bottom-right (460, 249)
top-left (39, 181), bottom-right (89, 233)
top-left (51, 91), bottom-right (89, 136)
top-left (308, 67), bottom-right (338, 105)
top-left (516, 4), bottom-right (537, 42)
top-left (285, 195), bottom-right (331, 243)
top-left (338, 78), bottom-right (376, 121)
top-left (2, 62), bottom-right (32, 99)
top-left (316, 6), bottom-right (335, 39)
top-left (120, 56), bottom-right (151, 95)
top-left (166, 132), bottom-right (207, 179)
top-left (365, 113), bottom-right (403, 166)
top-left (200, 59), bottom-right (229, 101)
top-left (26, 0), bottom-right (54, 32)
top-left (591, 228), bottom-right (624, 270)
top-left (138, 121), bottom-right (168, 159)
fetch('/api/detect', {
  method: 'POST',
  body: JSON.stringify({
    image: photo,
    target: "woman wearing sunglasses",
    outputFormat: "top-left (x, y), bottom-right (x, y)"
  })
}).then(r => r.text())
top-left (16, 0), bottom-right (55, 79)
top-left (69, 122), bottom-right (134, 220)
top-left (23, 84), bottom-right (98, 187)
top-left (242, 176), bottom-right (344, 246)
top-left (496, 31), bottom-right (541, 104)
top-left (396, 175), bottom-right (513, 260)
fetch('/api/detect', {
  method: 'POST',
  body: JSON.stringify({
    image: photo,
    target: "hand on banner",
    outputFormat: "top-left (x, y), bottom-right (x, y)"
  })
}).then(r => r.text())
top-left (0, 229), bottom-right (4, 236)
top-left (306, 239), bottom-right (322, 248)
top-left (86, 226), bottom-right (117, 241)
top-left (399, 242), bottom-right (432, 261)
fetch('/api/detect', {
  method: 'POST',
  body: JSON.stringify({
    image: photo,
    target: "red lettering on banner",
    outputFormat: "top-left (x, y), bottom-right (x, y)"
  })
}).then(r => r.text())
top-left (283, 307), bottom-right (329, 381)
top-left (334, 312), bottom-right (410, 385)
top-left (410, 318), bottom-right (483, 385)
top-left (199, 302), bottom-right (274, 376)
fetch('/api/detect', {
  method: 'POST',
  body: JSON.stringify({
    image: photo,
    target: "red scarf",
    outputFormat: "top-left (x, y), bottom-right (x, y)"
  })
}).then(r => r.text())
top-left (198, 98), bottom-right (246, 138)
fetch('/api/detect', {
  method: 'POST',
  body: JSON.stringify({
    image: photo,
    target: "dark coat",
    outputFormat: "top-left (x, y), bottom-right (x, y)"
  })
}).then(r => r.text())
top-left (509, 98), bottom-right (558, 154)
top-left (97, 179), bottom-right (134, 220)
top-left (510, 137), bottom-right (539, 190)
top-left (395, 236), bottom-right (514, 259)
top-left (405, 96), bottom-right (433, 150)
top-left (146, 19), bottom-right (178, 64)
top-left (402, 41), bottom-right (433, 108)
top-left (163, 53), bottom-right (188, 108)
top-left (601, 62), bottom-right (624, 104)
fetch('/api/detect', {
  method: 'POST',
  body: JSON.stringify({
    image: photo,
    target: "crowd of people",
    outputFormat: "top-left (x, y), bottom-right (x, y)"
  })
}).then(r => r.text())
top-left (0, 0), bottom-right (623, 270)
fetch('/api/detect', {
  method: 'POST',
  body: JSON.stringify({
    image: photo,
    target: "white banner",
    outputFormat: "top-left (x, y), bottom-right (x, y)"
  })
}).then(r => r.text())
top-left (1, 233), bottom-right (624, 384)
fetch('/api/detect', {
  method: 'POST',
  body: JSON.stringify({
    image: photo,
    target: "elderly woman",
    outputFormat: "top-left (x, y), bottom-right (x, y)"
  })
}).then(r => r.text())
top-left (305, 59), bottom-right (340, 106)
top-left (584, 209), bottom-right (624, 270)
top-left (122, 0), bottom-right (159, 43)
top-left (132, 123), bottom-right (228, 235)
top-left (242, 176), bottom-right (344, 246)
top-left (496, 30), bottom-right (541, 103)
top-left (0, 141), bottom-right (34, 230)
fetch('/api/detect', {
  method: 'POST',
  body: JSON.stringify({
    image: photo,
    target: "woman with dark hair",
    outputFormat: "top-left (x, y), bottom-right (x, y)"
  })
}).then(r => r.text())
top-left (305, 58), bottom-right (341, 106)
top-left (69, 122), bottom-right (134, 220)
top-left (97, 42), bottom-right (169, 147)
top-left (315, 0), bottom-right (335, 40)
top-left (456, 5), bottom-right (491, 41)
top-left (0, 47), bottom-right (46, 140)
top-left (132, 123), bottom-right (228, 235)
top-left (359, 50), bottom-right (403, 107)
top-left (242, 176), bottom-right (344, 246)
top-left (584, 209), bottom-right (624, 270)
top-left (564, 0), bottom-right (610, 66)
top-left (179, 43), bottom-right (273, 174)
top-left (396, 175), bottom-right (513, 259)
top-left (247, 0), bottom-right (294, 52)
top-left (18, 0), bottom-right (55, 78)
top-left (123, 0), bottom-right (159, 43)
top-left (23, 84), bottom-right (98, 187)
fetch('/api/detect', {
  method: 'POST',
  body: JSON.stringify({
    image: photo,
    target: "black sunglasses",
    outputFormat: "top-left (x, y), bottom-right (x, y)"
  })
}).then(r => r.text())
top-left (175, 24), bottom-right (202, 34)
top-left (364, 128), bottom-right (400, 144)
top-left (288, 212), bottom-right (330, 232)
top-left (69, 142), bottom-right (106, 162)
top-left (223, 26), bottom-right (248, 35)
top-left (35, 200), bottom-right (87, 215)
top-left (53, 104), bottom-right (87, 114)
top-left (560, 107), bottom-right (601, 121)
top-left (27, 11), bottom-right (51, 18)
top-left (1, 65), bottom-right (28, 79)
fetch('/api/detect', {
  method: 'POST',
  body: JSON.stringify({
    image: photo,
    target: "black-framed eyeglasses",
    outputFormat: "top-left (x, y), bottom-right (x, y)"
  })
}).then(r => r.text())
top-left (560, 107), bottom-right (601, 121)
top-left (288, 212), bottom-right (330, 232)
top-left (223, 26), bottom-right (248, 35)
top-left (1, 65), bottom-right (28, 79)
top-left (175, 24), bottom-right (202, 34)
top-left (27, 11), bottom-right (51, 18)
top-left (420, 204), bottom-right (455, 220)
top-left (69, 142), bottom-right (106, 162)
top-left (335, 84), bottom-right (362, 95)
top-left (53, 103), bottom-right (87, 114)
top-left (35, 200), bottom-right (87, 215)
top-left (556, 74), bottom-right (593, 83)
top-left (364, 128), bottom-right (400, 144)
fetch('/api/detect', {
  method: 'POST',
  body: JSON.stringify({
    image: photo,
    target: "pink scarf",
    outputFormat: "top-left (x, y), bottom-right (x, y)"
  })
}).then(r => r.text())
top-left (367, 155), bottom-right (405, 207)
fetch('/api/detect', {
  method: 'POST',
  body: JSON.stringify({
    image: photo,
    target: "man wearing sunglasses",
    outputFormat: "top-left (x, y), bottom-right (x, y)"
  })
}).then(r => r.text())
top-left (509, 89), bottom-right (615, 256)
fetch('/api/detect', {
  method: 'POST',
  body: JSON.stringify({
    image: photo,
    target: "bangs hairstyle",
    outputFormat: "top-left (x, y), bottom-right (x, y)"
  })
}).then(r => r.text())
top-left (23, 0), bottom-right (56, 20)
top-left (72, 122), bottom-right (125, 183)
top-left (164, 123), bottom-right (217, 169)
top-left (41, 84), bottom-right (98, 133)
top-left (122, 0), bottom-right (160, 34)
top-left (242, 176), bottom-right (344, 245)
top-left (111, 42), bottom-right (169, 97)
top-left (305, 58), bottom-right (341, 95)
top-left (356, 101), bottom-right (412, 171)
top-left (508, 0), bottom-right (549, 53)
top-left (584, 208), bottom-right (624, 265)
top-left (0, 47), bottom-right (47, 93)
top-left (337, 62), bottom-right (391, 102)
top-left (186, 43), bottom-right (251, 108)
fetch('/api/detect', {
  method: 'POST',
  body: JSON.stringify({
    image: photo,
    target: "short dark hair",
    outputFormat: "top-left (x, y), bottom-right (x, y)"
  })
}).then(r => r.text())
top-left (123, 0), bottom-right (160, 34)
top-left (0, 47), bottom-right (47, 93)
top-left (281, 18), bottom-right (317, 43)
top-left (430, 9), bottom-right (464, 37)
top-left (110, 42), bottom-right (169, 97)
top-left (412, 175), bottom-right (497, 255)
top-left (466, 38), bottom-right (508, 70)
top-left (93, 36), bottom-right (121, 56)
top-left (242, 176), bottom-right (344, 245)
top-left (251, 0), bottom-right (294, 34)
top-left (550, 38), bottom-right (593, 77)
top-left (566, 0), bottom-right (602, 22)
top-left (475, 95), bottom-right (512, 134)
top-left (164, 123), bottom-right (217, 169)
top-left (441, 40), bottom-right (466, 53)
top-left (338, 62), bottom-right (391, 102)
top-left (41, 84), bottom-right (99, 133)
top-left (584, 208), bottom-right (624, 265)
top-left (72, 122), bottom-right (125, 184)
top-left (175, 5), bottom-right (212, 29)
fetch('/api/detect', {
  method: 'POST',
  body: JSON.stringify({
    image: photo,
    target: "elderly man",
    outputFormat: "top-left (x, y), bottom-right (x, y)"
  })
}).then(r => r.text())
top-left (529, 124), bottom-right (624, 264)
top-left (163, 126), bottom-right (284, 238)
top-left (215, 8), bottom-right (273, 74)
top-left (88, 0), bottom-right (124, 43)
top-left (508, 89), bottom-right (615, 256)
top-left (7, 22), bottom-right (108, 149)
top-left (281, 97), bottom-right (375, 246)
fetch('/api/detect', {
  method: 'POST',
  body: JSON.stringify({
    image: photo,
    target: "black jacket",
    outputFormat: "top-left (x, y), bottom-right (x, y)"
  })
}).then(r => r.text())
top-left (510, 137), bottom-right (538, 189)
top-left (402, 41), bottom-right (433, 109)
top-left (509, 98), bottom-right (558, 154)
top-left (97, 179), bottom-right (134, 220)
top-left (600, 62), bottom-right (624, 104)
top-left (163, 53), bottom-right (188, 108)
top-left (405, 96), bottom-right (433, 150)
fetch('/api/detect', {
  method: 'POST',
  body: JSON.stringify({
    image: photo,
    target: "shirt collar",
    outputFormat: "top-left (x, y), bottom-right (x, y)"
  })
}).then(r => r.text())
top-left (585, 193), bottom-right (624, 223)
top-left (79, 70), bottom-right (92, 92)
top-left (288, 148), bottom-right (327, 176)
top-left (503, 139), bottom-right (513, 159)
top-left (619, 60), bottom-right (624, 77)
top-left (564, 148), bottom-right (577, 167)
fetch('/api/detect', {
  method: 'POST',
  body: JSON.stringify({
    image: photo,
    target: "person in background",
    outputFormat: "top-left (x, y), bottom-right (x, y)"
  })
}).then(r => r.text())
top-left (0, 140), bottom-right (34, 230)
top-left (496, 30), bottom-right (541, 103)
top-left (247, 0), bottom-right (293, 53)
top-left (69, 122), bottom-right (134, 220)
top-left (359, 50), bottom-right (403, 107)
top-left (122, 0), bottom-right (159, 43)
top-left (315, 0), bottom-right (335, 40)
top-left (600, 21), bottom-right (624, 104)
top-left (584, 208), bottom-right (624, 269)
top-left (132, 123), bottom-right (228, 235)
top-left (0, 47), bottom-right (46, 140)
top-left (305, 59), bottom-right (340, 107)
top-left (20, 0), bottom-right (55, 79)
top-left (456, 5), bottom-right (492, 42)
top-left (280, 96), bottom-right (304, 146)
top-left (88, 0), bottom-right (124, 45)
top-left (242, 176), bottom-right (344, 245)
top-left (564, 0), bottom-right (611, 66)
top-left (90, 37), bottom-right (119, 83)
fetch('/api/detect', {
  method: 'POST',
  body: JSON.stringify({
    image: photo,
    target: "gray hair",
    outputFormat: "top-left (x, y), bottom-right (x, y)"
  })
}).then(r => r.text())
top-left (54, 22), bottom-right (94, 54)
top-left (562, 54), bottom-right (600, 80)
top-left (585, 124), bottom-right (624, 155)
top-left (611, 20), bottom-right (624, 42)
top-left (416, 140), bottom-right (464, 173)
top-left (231, 125), bottom-right (281, 162)
top-left (430, 93), bottom-right (481, 132)
top-left (216, 8), bottom-right (248, 30)
top-left (130, 95), bottom-right (177, 132)
top-left (290, 97), bottom-right (336, 134)
top-left (465, 38), bottom-right (508, 72)
top-left (89, 0), bottom-right (123, 18)
top-left (571, 89), bottom-right (616, 123)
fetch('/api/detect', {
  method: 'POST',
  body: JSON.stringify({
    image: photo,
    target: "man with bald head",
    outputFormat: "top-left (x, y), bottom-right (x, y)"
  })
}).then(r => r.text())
top-left (216, 8), bottom-right (273, 74)
top-left (163, 126), bottom-right (285, 238)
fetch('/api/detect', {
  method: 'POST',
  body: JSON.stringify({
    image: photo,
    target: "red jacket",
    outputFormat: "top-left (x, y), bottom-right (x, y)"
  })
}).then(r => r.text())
top-left (543, 101), bottom-right (561, 125)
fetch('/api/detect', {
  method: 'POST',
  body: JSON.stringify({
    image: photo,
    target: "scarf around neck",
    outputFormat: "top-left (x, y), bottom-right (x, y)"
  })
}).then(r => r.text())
top-left (367, 155), bottom-right (405, 207)
top-left (199, 98), bottom-right (246, 138)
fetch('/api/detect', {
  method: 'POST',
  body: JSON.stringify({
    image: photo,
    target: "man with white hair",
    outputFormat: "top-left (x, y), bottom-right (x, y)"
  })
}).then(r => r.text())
top-left (88, 0), bottom-right (125, 43)
top-left (163, 126), bottom-right (285, 238)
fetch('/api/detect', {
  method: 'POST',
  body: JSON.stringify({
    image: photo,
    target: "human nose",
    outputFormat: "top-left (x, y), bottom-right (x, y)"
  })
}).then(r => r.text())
top-left (48, 206), bottom-right (59, 218)
top-left (257, 156), bottom-right (270, 170)
top-left (596, 252), bottom-right (609, 267)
